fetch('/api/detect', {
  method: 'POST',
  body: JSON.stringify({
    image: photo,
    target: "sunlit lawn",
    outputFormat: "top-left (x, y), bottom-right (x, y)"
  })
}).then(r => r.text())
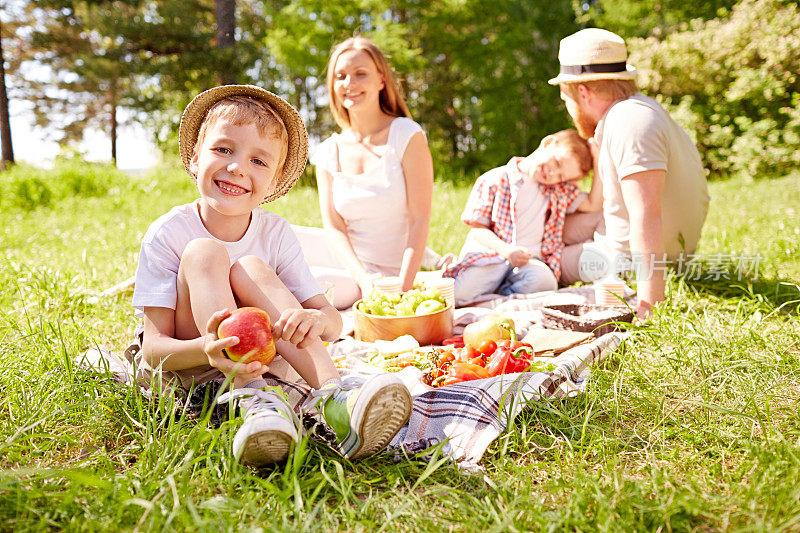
top-left (0, 163), bottom-right (798, 530)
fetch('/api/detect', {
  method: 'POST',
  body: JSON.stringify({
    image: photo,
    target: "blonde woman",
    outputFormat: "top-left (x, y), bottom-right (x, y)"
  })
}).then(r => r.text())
top-left (296, 36), bottom-right (435, 309)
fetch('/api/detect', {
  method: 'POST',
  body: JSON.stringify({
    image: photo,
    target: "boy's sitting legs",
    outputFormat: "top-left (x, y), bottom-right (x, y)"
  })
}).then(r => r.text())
top-left (453, 261), bottom-right (508, 306)
top-left (223, 254), bottom-right (411, 464)
top-left (229, 254), bottom-right (340, 387)
top-left (497, 259), bottom-right (558, 295)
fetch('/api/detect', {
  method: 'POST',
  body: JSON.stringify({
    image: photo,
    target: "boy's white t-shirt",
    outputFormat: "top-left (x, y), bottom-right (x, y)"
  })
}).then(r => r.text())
top-left (132, 200), bottom-right (322, 317)
top-left (512, 176), bottom-right (550, 255)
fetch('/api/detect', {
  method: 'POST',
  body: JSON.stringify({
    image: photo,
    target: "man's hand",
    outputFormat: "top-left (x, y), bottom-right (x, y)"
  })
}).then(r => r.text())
top-left (203, 309), bottom-right (269, 386)
top-left (635, 300), bottom-right (654, 321)
top-left (273, 308), bottom-right (327, 349)
top-left (503, 245), bottom-right (532, 267)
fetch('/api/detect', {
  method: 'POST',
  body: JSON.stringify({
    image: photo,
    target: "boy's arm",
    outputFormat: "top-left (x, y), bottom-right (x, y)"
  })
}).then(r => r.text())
top-left (465, 222), bottom-right (531, 267)
top-left (142, 307), bottom-right (266, 388)
top-left (272, 294), bottom-right (342, 349)
top-left (577, 136), bottom-right (603, 212)
top-left (141, 307), bottom-right (208, 371)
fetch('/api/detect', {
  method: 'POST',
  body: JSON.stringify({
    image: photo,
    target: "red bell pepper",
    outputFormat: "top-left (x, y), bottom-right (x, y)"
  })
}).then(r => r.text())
top-left (504, 346), bottom-right (534, 373)
top-left (487, 342), bottom-right (535, 376)
top-left (468, 356), bottom-right (486, 367)
top-left (486, 346), bottom-right (511, 377)
top-left (455, 345), bottom-right (480, 362)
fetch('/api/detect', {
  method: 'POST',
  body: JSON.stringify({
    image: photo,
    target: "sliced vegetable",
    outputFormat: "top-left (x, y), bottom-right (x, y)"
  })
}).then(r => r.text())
top-left (442, 336), bottom-right (465, 348)
top-left (448, 362), bottom-right (490, 381)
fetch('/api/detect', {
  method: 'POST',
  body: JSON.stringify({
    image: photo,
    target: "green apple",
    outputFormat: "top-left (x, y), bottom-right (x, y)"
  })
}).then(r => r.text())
top-left (462, 314), bottom-right (515, 346)
top-left (415, 299), bottom-right (446, 315)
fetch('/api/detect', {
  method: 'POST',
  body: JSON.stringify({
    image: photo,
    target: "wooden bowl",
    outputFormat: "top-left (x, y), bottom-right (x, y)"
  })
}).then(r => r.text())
top-left (353, 301), bottom-right (454, 346)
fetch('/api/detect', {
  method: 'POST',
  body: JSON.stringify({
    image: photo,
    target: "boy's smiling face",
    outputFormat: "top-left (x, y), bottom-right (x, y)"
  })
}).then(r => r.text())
top-left (522, 142), bottom-right (585, 185)
top-left (190, 117), bottom-right (282, 238)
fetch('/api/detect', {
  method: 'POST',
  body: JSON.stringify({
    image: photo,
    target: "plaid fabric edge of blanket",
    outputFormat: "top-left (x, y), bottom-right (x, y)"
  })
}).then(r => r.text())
top-left (388, 332), bottom-right (626, 468)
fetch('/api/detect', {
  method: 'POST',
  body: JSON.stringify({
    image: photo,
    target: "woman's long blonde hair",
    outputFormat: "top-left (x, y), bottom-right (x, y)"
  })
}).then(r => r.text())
top-left (325, 36), bottom-right (411, 129)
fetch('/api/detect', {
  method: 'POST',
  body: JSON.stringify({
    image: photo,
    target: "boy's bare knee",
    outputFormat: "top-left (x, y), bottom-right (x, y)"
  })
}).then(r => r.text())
top-left (230, 255), bottom-right (276, 286)
top-left (180, 238), bottom-right (230, 273)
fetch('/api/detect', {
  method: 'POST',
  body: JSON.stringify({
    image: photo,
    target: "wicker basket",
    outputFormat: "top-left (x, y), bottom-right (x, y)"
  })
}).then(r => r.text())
top-left (541, 304), bottom-right (633, 336)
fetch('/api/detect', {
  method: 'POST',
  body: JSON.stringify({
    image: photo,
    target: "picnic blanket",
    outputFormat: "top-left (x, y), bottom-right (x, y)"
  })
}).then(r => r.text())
top-left (329, 286), bottom-right (632, 467)
top-left (332, 331), bottom-right (625, 469)
top-left (78, 287), bottom-right (632, 468)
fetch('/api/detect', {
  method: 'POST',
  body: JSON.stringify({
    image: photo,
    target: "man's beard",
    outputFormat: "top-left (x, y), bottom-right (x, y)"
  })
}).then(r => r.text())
top-left (572, 104), bottom-right (598, 140)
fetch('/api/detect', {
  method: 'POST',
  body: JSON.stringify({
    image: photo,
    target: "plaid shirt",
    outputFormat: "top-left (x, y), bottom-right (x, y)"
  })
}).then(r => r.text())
top-left (444, 158), bottom-right (583, 280)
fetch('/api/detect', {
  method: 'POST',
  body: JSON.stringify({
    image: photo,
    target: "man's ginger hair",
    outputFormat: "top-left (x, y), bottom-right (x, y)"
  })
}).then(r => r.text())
top-left (561, 79), bottom-right (638, 103)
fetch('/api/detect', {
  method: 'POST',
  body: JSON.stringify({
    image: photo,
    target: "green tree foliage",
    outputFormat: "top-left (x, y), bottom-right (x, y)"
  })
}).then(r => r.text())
top-left (411, 0), bottom-right (577, 173)
top-left (258, 0), bottom-right (578, 177)
top-left (628, 0), bottom-right (800, 178)
top-left (10, 0), bottom-right (266, 162)
top-left (578, 0), bottom-right (738, 38)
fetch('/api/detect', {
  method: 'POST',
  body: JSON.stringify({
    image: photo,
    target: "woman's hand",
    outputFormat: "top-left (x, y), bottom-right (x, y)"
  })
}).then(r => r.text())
top-left (357, 272), bottom-right (383, 298)
top-left (203, 309), bottom-right (268, 386)
top-left (273, 308), bottom-right (328, 349)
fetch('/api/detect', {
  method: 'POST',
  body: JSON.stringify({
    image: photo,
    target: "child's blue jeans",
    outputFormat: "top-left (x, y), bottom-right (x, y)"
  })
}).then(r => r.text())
top-left (453, 259), bottom-right (557, 306)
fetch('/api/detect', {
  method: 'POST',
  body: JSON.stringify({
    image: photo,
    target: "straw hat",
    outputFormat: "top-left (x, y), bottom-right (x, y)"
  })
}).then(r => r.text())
top-left (179, 85), bottom-right (308, 203)
top-left (548, 28), bottom-right (638, 85)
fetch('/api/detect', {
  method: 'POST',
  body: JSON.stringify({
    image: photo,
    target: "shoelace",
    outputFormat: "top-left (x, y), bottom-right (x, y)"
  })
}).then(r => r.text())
top-left (218, 388), bottom-right (301, 432)
top-left (301, 375), bottom-right (365, 412)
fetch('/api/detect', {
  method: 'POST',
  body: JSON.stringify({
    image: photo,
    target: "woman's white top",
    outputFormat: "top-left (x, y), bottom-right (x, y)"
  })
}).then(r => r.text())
top-left (310, 117), bottom-right (424, 275)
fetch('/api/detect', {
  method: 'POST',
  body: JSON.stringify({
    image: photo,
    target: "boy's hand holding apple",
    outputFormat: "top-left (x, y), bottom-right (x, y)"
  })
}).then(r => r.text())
top-left (273, 308), bottom-right (327, 349)
top-left (205, 308), bottom-right (270, 387)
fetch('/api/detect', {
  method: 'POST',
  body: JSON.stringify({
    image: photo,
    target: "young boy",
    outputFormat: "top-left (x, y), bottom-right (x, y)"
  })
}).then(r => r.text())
top-left (445, 129), bottom-right (602, 305)
top-left (131, 85), bottom-right (412, 466)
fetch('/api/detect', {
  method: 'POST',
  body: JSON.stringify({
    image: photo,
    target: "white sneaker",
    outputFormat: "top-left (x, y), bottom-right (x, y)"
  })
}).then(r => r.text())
top-left (304, 374), bottom-right (412, 460)
top-left (218, 388), bottom-right (302, 466)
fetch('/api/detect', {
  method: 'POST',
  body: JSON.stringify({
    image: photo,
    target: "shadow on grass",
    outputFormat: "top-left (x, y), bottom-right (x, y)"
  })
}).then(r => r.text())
top-left (682, 274), bottom-right (800, 315)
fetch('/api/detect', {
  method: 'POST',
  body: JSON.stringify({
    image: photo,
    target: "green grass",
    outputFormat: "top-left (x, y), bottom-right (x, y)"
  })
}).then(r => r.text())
top-left (0, 163), bottom-right (799, 531)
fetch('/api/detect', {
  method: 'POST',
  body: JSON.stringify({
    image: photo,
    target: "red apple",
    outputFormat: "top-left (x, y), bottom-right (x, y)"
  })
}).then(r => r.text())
top-left (217, 307), bottom-right (276, 366)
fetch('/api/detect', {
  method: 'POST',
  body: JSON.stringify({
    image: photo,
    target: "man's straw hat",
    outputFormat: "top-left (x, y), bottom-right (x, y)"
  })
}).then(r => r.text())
top-left (179, 85), bottom-right (308, 203)
top-left (548, 28), bottom-right (638, 85)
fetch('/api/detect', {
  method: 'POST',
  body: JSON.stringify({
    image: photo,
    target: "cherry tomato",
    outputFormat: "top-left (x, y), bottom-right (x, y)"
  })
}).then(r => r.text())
top-left (477, 340), bottom-right (497, 357)
top-left (439, 352), bottom-right (455, 364)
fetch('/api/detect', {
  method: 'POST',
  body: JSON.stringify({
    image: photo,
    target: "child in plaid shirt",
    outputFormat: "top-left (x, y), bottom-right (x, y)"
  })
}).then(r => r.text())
top-left (445, 129), bottom-right (602, 305)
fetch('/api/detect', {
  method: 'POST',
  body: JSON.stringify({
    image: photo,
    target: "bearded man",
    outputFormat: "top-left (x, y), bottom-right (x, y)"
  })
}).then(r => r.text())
top-left (547, 28), bottom-right (710, 318)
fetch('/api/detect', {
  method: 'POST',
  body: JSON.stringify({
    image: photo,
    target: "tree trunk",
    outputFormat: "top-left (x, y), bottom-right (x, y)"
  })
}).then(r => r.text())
top-left (215, 0), bottom-right (236, 85)
top-left (110, 102), bottom-right (117, 167)
top-left (0, 24), bottom-right (14, 170)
